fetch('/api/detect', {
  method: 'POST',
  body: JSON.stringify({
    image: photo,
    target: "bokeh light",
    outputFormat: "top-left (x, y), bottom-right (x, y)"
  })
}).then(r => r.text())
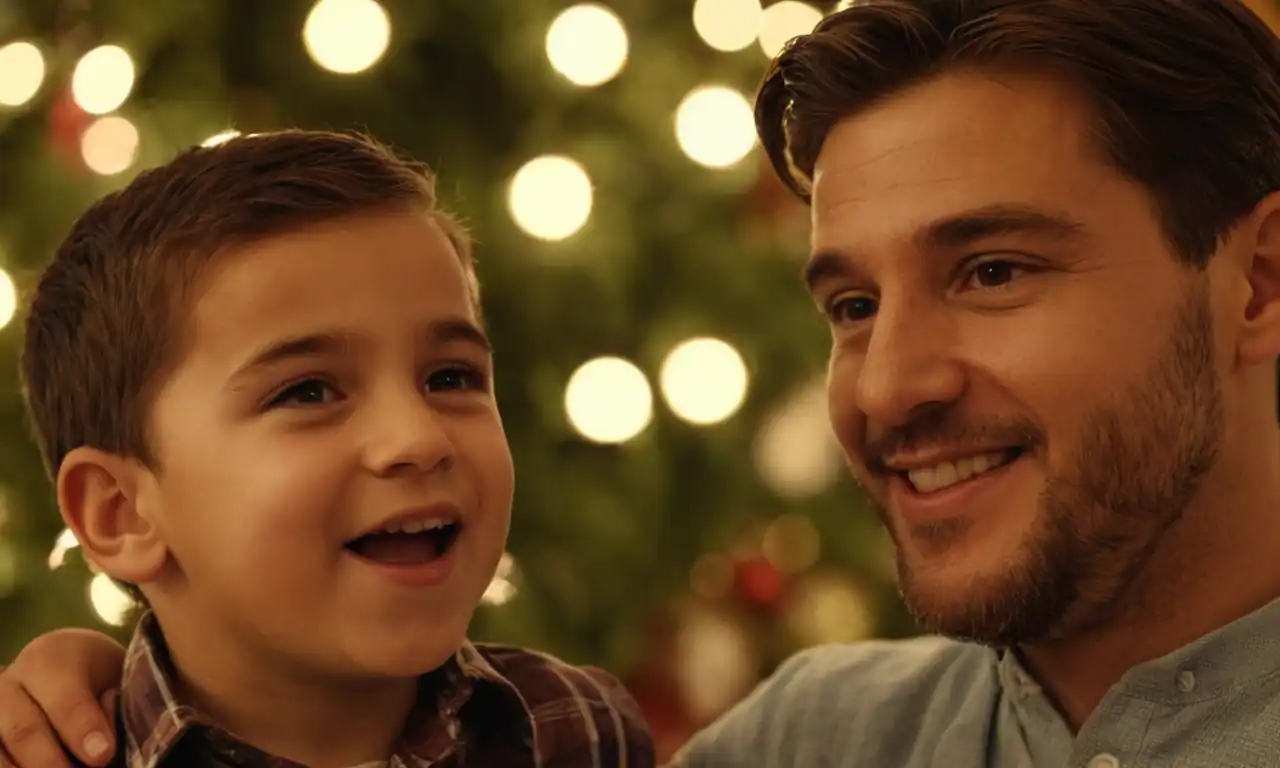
top-left (660, 337), bottom-right (749, 425)
top-left (71, 45), bottom-right (136, 115)
top-left (565, 356), bottom-right (653, 444)
top-left (545, 4), bottom-right (629, 86)
top-left (675, 85), bottom-right (757, 168)
top-left (692, 0), bottom-right (763, 52)
top-left (507, 155), bottom-right (594, 241)
top-left (758, 1), bottom-right (822, 58)
top-left (303, 0), bottom-right (392, 74)
top-left (80, 115), bottom-right (140, 176)
top-left (89, 573), bottom-right (134, 627)
top-left (0, 268), bottom-right (16, 331)
top-left (0, 41), bottom-right (46, 107)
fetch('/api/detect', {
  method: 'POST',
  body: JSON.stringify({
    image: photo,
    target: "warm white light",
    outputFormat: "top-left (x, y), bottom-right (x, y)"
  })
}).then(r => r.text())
top-left (303, 0), bottom-right (391, 74)
top-left (507, 155), bottom-right (593, 241)
top-left (693, 0), bottom-right (763, 52)
top-left (0, 268), bottom-right (15, 331)
top-left (71, 45), bottom-right (136, 115)
top-left (48, 529), bottom-right (81, 570)
top-left (546, 4), bottom-right (629, 87)
top-left (564, 356), bottom-right (653, 444)
top-left (660, 337), bottom-right (749, 425)
top-left (81, 116), bottom-right (140, 176)
top-left (0, 41), bottom-right (46, 107)
top-left (675, 85), bottom-right (757, 169)
top-left (482, 552), bottom-right (518, 606)
top-left (758, 1), bottom-right (822, 58)
top-left (89, 573), bottom-right (134, 627)
top-left (754, 378), bottom-right (845, 498)
top-left (201, 129), bottom-right (241, 147)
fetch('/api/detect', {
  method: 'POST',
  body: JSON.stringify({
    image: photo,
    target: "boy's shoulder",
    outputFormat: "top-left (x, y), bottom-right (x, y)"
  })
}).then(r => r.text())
top-left (464, 641), bottom-right (656, 764)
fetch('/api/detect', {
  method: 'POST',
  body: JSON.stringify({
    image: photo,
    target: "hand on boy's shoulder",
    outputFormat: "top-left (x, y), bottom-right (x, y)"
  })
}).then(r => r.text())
top-left (473, 642), bottom-right (655, 767)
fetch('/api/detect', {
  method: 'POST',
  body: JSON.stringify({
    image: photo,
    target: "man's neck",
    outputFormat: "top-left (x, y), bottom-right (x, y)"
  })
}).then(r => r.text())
top-left (156, 618), bottom-right (422, 768)
top-left (1019, 447), bottom-right (1280, 732)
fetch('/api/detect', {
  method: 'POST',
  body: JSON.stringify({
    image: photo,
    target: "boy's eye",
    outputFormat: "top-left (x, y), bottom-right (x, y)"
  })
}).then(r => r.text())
top-left (269, 379), bottom-right (338, 408)
top-left (427, 367), bottom-right (487, 392)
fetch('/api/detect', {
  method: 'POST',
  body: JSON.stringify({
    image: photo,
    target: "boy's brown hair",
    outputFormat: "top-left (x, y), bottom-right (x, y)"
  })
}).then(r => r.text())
top-left (20, 130), bottom-right (475, 595)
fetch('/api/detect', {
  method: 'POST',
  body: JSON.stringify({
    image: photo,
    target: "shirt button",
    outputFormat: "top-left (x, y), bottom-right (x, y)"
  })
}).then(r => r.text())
top-left (1087, 754), bottom-right (1121, 768)
top-left (1176, 670), bottom-right (1196, 693)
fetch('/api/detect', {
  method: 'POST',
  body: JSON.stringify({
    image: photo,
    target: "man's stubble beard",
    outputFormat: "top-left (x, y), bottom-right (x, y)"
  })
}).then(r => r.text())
top-left (872, 280), bottom-right (1224, 647)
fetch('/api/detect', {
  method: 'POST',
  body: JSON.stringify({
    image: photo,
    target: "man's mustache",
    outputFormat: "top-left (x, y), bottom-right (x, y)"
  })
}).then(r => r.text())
top-left (860, 405), bottom-right (1044, 477)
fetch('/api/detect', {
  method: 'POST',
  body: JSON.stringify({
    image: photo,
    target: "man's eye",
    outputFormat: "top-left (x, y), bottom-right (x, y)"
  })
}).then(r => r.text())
top-left (959, 259), bottom-right (1030, 292)
top-left (828, 295), bottom-right (878, 324)
top-left (268, 379), bottom-right (338, 408)
top-left (426, 367), bottom-right (487, 392)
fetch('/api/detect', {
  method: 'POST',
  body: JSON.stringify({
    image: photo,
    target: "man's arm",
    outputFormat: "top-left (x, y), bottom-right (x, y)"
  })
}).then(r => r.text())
top-left (0, 630), bottom-right (125, 768)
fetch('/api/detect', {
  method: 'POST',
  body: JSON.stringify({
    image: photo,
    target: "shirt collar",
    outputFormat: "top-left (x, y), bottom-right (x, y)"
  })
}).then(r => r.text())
top-left (998, 595), bottom-right (1280, 705)
top-left (119, 612), bottom-right (530, 767)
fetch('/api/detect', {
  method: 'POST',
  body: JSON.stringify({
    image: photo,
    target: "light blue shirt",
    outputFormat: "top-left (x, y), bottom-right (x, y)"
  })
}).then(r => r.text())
top-left (672, 598), bottom-right (1280, 767)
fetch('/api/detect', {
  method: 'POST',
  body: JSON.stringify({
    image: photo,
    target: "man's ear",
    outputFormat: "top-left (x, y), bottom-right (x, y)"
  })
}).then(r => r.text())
top-left (1237, 191), bottom-right (1280, 366)
top-left (56, 447), bottom-right (168, 584)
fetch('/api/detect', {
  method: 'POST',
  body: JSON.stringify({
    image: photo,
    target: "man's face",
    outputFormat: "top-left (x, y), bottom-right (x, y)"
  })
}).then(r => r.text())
top-left (808, 70), bottom-right (1226, 645)
top-left (139, 209), bottom-right (514, 678)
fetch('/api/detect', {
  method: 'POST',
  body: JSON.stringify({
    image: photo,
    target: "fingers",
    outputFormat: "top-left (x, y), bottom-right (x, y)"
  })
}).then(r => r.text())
top-left (6, 631), bottom-right (123, 767)
top-left (0, 680), bottom-right (71, 768)
top-left (17, 685), bottom-right (113, 767)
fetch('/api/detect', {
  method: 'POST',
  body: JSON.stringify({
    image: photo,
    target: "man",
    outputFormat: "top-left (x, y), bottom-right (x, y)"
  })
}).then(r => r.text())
top-left (7, 0), bottom-right (1280, 766)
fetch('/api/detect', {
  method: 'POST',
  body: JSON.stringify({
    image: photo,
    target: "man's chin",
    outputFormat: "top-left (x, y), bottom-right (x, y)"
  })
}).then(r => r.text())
top-left (899, 564), bottom-right (1063, 646)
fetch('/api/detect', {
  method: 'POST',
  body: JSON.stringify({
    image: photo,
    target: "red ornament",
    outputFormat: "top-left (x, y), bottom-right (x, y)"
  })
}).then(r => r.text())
top-left (48, 88), bottom-right (90, 172)
top-left (733, 557), bottom-right (786, 611)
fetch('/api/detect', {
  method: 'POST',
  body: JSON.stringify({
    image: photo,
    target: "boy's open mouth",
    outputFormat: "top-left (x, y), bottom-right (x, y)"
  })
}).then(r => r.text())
top-left (344, 522), bottom-right (462, 565)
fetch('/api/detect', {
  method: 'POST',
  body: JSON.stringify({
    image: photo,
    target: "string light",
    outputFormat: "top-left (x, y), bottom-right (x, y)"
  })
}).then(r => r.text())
top-left (675, 85), bottom-right (756, 168)
top-left (0, 41), bottom-right (46, 107)
top-left (0, 268), bottom-right (16, 331)
top-left (80, 116), bottom-right (140, 176)
top-left (692, 0), bottom-right (763, 52)
top-left (507, 155), bottom-right (593, 241)
top-left (545, 4), bottom-right (629, 87)
top-left (89, 573), bottom-right (134, 627)
top-left (71, 45), bottom-right (136, 115)
top-left (303, 0), bottom-right (391, 74)
top-left (659, 337), bottom-right (749, 425)
top-left (564, 356), bottom-right (653, 444)
top-left (758, 1), bottom-right (822, 58)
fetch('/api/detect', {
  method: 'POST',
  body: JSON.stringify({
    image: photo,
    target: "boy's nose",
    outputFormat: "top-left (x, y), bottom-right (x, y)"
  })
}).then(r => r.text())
top-left (362, 401), bottom-right (457, 477)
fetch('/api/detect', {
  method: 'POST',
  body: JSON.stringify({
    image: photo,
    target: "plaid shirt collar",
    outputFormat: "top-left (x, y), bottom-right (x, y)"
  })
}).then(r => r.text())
top-left (118, 613), bottom-right (653, 767)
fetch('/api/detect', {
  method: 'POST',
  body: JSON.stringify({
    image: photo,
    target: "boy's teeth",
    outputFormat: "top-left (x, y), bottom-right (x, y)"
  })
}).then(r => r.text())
top-left (906, 451), bottom-right (1012, 494)
top-left (381, 518), bottom-right (448, 535)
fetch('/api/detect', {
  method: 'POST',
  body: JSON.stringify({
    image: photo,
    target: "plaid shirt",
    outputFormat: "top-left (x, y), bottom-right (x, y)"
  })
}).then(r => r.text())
top-left (104, 614), bottom-right (654, 768)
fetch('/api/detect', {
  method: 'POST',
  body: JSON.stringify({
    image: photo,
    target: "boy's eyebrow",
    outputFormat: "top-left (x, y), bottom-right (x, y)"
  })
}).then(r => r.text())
top-left (226, 316), bottom-right (492, 387)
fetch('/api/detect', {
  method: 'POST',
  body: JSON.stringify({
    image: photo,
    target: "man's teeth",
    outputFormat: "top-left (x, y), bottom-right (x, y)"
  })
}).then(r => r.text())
top-left (906, 451), bottom-right (1013, 494)
top-left (379, 518), bottom-right (450, 535)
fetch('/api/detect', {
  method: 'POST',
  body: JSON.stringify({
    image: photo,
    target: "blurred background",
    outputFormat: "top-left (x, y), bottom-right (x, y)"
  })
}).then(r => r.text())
top-left (4, 0), bottom-right (1277, 759)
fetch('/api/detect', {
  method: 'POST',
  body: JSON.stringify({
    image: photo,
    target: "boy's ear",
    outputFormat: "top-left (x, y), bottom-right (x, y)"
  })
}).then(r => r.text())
top-left (56, 447), bottom-right (168, 584)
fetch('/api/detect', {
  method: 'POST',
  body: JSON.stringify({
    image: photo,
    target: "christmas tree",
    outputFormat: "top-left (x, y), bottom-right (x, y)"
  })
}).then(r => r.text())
top-left (7, 0), bottom-right (1271, 756)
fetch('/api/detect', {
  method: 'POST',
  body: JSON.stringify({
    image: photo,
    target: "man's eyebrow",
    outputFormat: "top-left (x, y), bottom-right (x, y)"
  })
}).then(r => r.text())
top-left (917, 204), bottom-right (1088, 251)
top-left (803, 203), bottom-right (1088, 294)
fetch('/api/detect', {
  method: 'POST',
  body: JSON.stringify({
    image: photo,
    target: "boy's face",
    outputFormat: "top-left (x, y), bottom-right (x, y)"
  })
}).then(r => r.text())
top-left (137, 208), bottom-right (513, 678)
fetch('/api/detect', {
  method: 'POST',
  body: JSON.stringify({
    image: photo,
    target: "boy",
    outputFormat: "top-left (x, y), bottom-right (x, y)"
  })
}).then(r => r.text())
top-left (1, 130), bottom-right (653, 767)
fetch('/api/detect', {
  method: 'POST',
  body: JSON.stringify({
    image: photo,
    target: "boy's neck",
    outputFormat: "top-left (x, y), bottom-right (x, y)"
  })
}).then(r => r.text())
top-left (151, 615), bottom-right (423, 768)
